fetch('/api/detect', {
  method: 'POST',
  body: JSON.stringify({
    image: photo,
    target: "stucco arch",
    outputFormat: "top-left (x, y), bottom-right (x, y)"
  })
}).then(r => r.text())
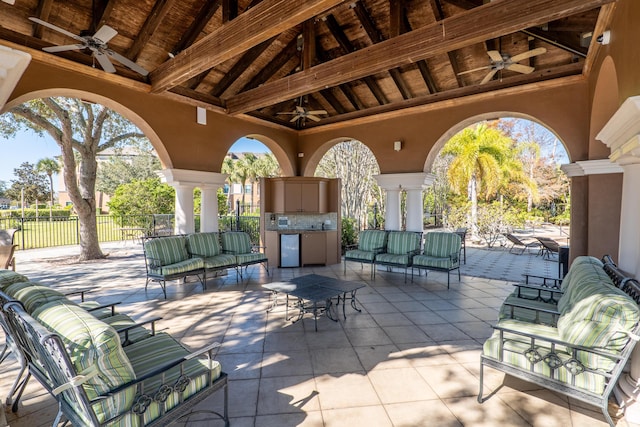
top-left (423, 112), bottom-right (569, 173)
top-left (590, 56), bottom-right (619, 156)
top-left (2, 88), bottom-right (172, 168)
top-left (302, 136), bottom-right (380, 176)
top-left (242, 134), bottom-right (294, 177)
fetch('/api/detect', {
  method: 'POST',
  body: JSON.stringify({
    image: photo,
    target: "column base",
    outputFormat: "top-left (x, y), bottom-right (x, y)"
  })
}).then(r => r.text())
top-left (614, 374), bottom-right (640, 426)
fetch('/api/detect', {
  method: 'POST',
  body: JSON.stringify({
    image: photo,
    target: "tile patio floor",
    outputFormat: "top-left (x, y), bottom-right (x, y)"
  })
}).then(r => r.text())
top-left (0, 241), bottom-right (620, 426)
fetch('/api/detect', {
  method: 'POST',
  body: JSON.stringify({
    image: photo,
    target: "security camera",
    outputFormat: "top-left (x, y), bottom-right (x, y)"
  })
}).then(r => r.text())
top-left (597, 30), bottom-right (611, 45)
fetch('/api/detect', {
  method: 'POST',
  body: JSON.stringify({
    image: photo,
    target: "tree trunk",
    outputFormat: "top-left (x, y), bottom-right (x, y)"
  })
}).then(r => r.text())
top-left (49, 174), bottom-right (54, 219)
top-left (469, 174), bottom-right (479, 239)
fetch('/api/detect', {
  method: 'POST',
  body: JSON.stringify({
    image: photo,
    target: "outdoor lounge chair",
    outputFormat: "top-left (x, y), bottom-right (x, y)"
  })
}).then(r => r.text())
top-left (220, 231), bottom-right (269, 279)
top-left (503, 233), bottom-right (540, 255)
top-left (343, 229), bottom-right (388, 278)
top-left (536, 236), bottom-right (560, 259)
top-left (412, 231), bottom-right (461, 288)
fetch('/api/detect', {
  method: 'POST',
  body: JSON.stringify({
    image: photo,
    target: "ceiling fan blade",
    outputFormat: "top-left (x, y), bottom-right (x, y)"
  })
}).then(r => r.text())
top-left (43, 44), bottom-right (85, 53)
top-left (289, 116), bottom-right (300, 123)
top-left (93, 25), bottom-right (118, 44)
top-left (28, 17), bottom-right (85, 42)
top-left (307, 115), bottom-right (322, 122)
top-left (104, 49), bottom-right (149, 76)
top-left (480, 68), bottom-right (499, 84)
top-left (457, 65), bottom-right (491, 75)
top-left (93, 50), bottom-right (116, 73)
top-left (295, 106), bottom-right (305, 114)
top-left (306, 110), bottom-right (327, 115)
top-left (276, 112), bottom-right (296, 115)
top-left (487, 50), bottom-right (503, 62)
top-left (511, 47), bottom-right (547, 63)
top-left (507, 63), bottom-right (535, 74)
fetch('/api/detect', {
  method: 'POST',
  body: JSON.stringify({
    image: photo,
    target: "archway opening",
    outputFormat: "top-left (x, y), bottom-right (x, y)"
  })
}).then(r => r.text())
top-left (428, 117), bottom-right (570, 248)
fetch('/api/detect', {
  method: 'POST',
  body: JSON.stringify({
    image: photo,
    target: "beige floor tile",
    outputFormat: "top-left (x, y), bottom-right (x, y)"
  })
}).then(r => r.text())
top-left (255, 411), bottom-right (324, 427)
top-left (262, 350), bottom-right (314, 377)
top-left (416, 364), bottom-right (482, 399)
top-left (353, 344), bottom-right (413, 371)
top-left (396, 343), bottom-right (459, 367)
top-left (314, 372), bottom-right (381, 409)
top-left (216, 351), bottom-right (263, 380)
top-left (228, 378), bottom-right (260, 417)
top-left (310, 347), bottom-right (364, 374)
top-left (382, 324), bottom-right (432, 344)
top-left (257, 375), bottom-right (320, 415)
top-left (385, 400), bottom-right (463, 427)
top-left (444, 395), bottom-right (531, 426)
top-left (322, 405), bottom-right (392, 427)
top-left (497, 389), bottom-right (573, 426)
top-left (344, 327), bottom-right (392, 347)
top-left (370, 312), bottom-right (413, 326)
top-left (368, 367), bottom-right (438, 403)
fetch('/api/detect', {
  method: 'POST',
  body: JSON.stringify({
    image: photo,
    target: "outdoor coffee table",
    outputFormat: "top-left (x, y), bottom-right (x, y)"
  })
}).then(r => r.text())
top-left (262, 274), bottom-right (366, 331)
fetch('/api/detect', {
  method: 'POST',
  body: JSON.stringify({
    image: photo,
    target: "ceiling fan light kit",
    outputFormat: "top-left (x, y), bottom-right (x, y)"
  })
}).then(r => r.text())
top-left (458, 47), bottom-right (547, 84)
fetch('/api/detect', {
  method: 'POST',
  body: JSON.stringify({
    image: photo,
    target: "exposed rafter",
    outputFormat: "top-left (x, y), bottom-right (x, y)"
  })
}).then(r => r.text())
top-left (32, 0), bottom-right (54, 38)
top-left (150, 0), bottom-right (346, 93)
top-left (172, 0), bottom-right (221, 55)
top-left (239, 35), bottom-right (300, 93)
top-left (127, 0), bottom-right (176, 61)
top-left (226, 0), bottom-right (613, 114)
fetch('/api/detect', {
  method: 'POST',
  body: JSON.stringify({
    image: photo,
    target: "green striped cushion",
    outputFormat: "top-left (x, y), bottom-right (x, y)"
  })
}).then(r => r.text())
top-left (558, 291), bottom-right (639, 352)
top-left (386, 232), bottom-right (421, 255)
top-left (412, 255), bottom-right (456, 269)
top-left (423, 232), bottom-right (461, 258)
top-left (483, 323), bottom-right (610, 394)
top-left (4, 281), bottom-right (67, 313)
top-left (101, 313), bottom-right (153, 344)
top-left (220, 232), bottom-right (251, 254)
top-left (237, 252), bottom-right (267, 265)
top-left (124, 333), bottom-right (222, 425)
top-left (150, 257), bottom-right (204, 276)
top-left (144, 236), bottom-right (189, 266)
top-left (203, 254), bottom-right (237, 269)
top-left (345, 249), bottom-right (376, 262)
top-left (186, 232), bottom-right (222, 257)
top-left (498, 295), bottom-right (558, 325)
top-left (358, 230), bottom-right (387, 252)
top-left (375, 253), bottom-right (411, 267)
top-left (32, 301), bottom-right (136, 423)
top-left (0, 270), bottom-right (28, 290)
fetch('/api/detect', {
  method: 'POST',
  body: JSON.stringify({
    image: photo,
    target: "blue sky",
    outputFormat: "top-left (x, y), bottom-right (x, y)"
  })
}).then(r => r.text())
top-left (0, 131), bottom-right (268, 192)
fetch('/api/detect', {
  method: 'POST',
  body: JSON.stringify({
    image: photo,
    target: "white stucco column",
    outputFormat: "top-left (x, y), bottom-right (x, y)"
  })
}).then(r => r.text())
top-left (595, 96), bottom-right (640, 424)
top-left (374, 173), bottom-right (434, 231)
top-left (200, 185), bottom-right (220, 232)
top-left (158, 169), bottom-right (228, 235)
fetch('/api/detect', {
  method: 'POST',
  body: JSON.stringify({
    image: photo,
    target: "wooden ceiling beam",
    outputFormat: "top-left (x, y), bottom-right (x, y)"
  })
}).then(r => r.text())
top-left (226, 0), bottom-right (613, 114)
top-left (323, 14), bottom-right (388, 104)
top-left (402, 14), bottom-right (437, 94)
top-left (32, 0), bottom-right (54, 38)
top-left (430, 0), bottom-right (465, 87)
top-left (522, 28), bottom-right (587, 58)
top-left (211, 36), bottom-right (276, 97)
top-left (351, 1), bottom-right (411, 99)
top-left (302, 20), bottom-right (317, 70)
top-left (173, 0), bottom-right (221, 55)
top-left (222, 0), bottom-right (238, 23)
top-left (240, 35), bottom-right (300, 93)
top-left (440, 0), bottom-right (482, 10)
top-left (319, 88), bottom-right (347, 114)
top-left (95, 0), bottom-right (118, 28)
top-left (150, 0), bottom-right (345, 93)
top-left (127, 0), bottom-right (177, 61)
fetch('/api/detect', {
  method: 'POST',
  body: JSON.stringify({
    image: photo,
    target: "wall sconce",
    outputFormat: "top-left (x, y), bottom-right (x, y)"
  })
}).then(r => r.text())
top-left (196, 106), bottom-right (207, 125)
top-left (298, 152), bottom-right (304, 157)
top-left (597, 30), bottom-right (611, 45)
top-left (393, 140), bottom-right (402, 151)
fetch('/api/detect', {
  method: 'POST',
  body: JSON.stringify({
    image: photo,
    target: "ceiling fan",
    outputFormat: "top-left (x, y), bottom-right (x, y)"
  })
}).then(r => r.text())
top-left (277, 104), bottom-right (328, 123)
top-left (28, 17), bottom-right (149, 76)
top-left (458, 47), bottom-right (547, 84)
top-left (277, 97), bottom-right (329, 123)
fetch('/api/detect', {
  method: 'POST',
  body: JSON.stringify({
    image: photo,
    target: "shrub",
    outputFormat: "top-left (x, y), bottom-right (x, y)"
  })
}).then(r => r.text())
top-left (341, 217), bottom-right (358, 252)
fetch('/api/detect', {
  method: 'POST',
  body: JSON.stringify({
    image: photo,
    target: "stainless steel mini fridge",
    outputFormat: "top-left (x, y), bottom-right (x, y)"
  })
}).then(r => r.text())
top-left (280, 233), bottom-right (300, 267)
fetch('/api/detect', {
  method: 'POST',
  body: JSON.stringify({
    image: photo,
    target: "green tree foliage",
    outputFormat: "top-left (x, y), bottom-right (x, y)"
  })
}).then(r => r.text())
top-left (108, 178), bottom-right (174, 218)
top-left (1, 97), bottom-right (146, 260)
top-left (36, 157), bottom-right (60, 217)
top-left (222, 152), bottom-right (279, 212)
top-left (6, 162), bottom-right (50, 205)
top-left (442, 124), bottom-right (525, 236)
top-left (96, 140), bottom-right (160, 196)
top-left (315, 140), bottom-right (380, 228)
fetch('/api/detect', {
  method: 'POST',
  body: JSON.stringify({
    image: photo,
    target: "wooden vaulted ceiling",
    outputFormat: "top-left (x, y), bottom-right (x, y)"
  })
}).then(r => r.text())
top-left (0, 0), bottom-right (614, 130)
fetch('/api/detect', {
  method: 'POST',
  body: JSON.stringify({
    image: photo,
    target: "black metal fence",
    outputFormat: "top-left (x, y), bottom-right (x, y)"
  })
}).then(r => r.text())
top-left (0, 214), bottom-right (261, 250)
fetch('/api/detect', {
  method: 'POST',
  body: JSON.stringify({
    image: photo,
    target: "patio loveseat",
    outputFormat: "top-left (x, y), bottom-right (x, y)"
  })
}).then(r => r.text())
top-left (143, 231), bottom-right (268, 298)
top-left (479, 255), bottom-right (640, 427)
top-left (0, 269), bottom-right (229, 427)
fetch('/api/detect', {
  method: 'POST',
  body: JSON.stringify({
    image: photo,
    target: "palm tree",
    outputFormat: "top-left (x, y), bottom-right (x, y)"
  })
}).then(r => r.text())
top-left (36, 157), bottom-right (60, 219)
top-left (442, 124), bottom-right (515, 237)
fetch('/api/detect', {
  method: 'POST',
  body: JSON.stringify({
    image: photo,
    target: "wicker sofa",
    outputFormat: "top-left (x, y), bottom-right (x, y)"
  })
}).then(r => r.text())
top-left (479, 255), bottom-right (640, 427)
top-left (0, 269), bottom-right (229, 426)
